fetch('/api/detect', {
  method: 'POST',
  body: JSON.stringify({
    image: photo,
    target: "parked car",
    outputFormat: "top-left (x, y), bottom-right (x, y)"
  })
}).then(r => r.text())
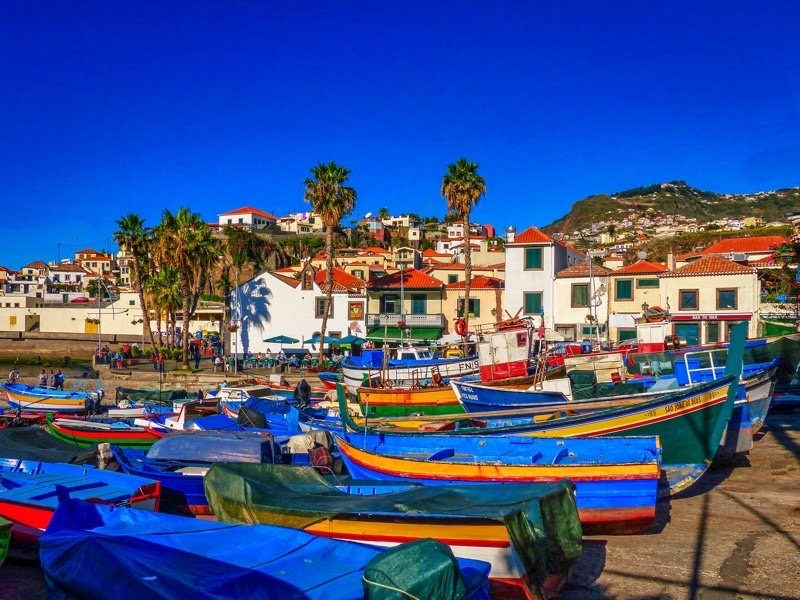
top-left (70, 296), bottom-right (90, 303)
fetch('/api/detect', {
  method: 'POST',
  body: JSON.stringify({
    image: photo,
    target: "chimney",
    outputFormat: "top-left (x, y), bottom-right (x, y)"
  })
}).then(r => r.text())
top-left (666, 251), bottom-right (676, 271)
top-left (505, 226), bottom-right (516, 243)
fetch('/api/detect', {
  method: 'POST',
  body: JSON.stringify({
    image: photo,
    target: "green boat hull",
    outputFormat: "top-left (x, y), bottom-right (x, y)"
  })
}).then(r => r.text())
top-left (0, 517), bottom-right (10, 567)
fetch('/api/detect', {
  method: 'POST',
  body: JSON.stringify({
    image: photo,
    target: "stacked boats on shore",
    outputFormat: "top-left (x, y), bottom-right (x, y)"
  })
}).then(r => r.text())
top-left (0, 319), bottom-right (797, 599)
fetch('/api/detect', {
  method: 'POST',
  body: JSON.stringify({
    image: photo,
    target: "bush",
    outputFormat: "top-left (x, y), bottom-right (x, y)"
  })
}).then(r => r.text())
top-left (130, 345), bottom-right (142, 358)
top-left (171, 348), bottom-right (183, 361)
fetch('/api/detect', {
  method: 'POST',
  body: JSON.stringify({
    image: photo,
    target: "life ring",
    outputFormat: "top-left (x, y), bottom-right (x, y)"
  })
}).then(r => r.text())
top-left (454, 318), bottom-right (468, 337)
top-left (644, 306), bottom-right (667, 323)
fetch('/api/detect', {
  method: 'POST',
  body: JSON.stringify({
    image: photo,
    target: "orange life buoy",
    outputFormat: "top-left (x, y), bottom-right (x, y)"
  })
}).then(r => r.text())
top-left (455, 318), bottom-right (468, 337)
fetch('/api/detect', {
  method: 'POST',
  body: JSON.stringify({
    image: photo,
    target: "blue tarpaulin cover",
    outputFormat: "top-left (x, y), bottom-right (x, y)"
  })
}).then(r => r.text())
top-left (40, 499), bottom-right (491, 600)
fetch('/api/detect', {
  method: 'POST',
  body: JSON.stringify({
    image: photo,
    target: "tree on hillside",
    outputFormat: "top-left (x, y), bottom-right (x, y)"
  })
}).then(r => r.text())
top-left (442, 158), bottom-right (486, 329)
top-left (304, 162), bottom-right (357, 364)
top-left (152, 208), bottom-right (221, 368)
top-left (114, 214), bottom-right (157, 349)
top-left (378, 207), bottom-right (389, 220)
top-left (145, 266), bottom-right (181, 349)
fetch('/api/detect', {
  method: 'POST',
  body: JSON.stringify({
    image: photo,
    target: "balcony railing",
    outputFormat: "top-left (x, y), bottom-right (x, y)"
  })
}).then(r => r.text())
top-left (368, 313), bottom-right (445, 328)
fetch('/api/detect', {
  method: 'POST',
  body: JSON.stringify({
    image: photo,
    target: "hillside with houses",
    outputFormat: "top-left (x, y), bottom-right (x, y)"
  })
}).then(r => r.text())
top-left (1, 190), bottom-right (799, 359)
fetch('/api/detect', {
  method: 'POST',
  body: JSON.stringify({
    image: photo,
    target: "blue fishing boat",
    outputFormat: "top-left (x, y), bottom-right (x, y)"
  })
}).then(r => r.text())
top-left (0, 458), bottom-right (160, 534)
top-left (2, 382), bottom-right (100, 414)
top-left (110, 430), bottom-right (285, 515)
top-left (40, 499), bottom-right (492, 600)
top-left (335, 430), bottom-right (662, 532)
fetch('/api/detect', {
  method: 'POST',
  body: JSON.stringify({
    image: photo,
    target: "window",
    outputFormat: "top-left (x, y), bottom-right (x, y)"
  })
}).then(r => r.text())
top-left (636, 278), bottom-right (659, 288)
top-left (581, 325), bottom-right (598, 336)
top-left (458, 298), bottom-right (481, 317)
top-left (410, 295), bottom-right (427, 315)
top-left (352, 270), bottom-right (364, 280)
top-left (615, 279), bottom-right (633, 300)
top-left (381, 295), bottom-right (398, 314)
top-left (523, 292), bottom-right (542, 315)
top-left (524, 248), bottom-right (543, 270)
top-left (571, 284), bottom-right (589, 308)
top-left (706, 322), bottom-right (720, 343)
top-left (315, 297), bottom-right (333, 318)
top-left (674, 323), bottom-right (700, 347)
top-left (129, 300), bottom-right (135, 306)
top-left (679, 289), bottom-right (698, 310)
top-left (717, 288), bottom-right (737, 310)
top-left (448, 274), bottom-right (458, 284)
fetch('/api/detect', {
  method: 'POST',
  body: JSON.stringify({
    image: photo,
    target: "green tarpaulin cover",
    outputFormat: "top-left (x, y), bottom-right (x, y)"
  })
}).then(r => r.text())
top-left (205, 463), bottom-right (582, 597)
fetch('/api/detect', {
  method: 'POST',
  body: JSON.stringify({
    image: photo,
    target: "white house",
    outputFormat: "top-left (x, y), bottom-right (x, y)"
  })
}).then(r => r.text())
top-left (553, 261), bottom-right (611, 343)
top-left (503, 226), bottom-right (584, 331)
top-left (218, 206), bottom-right (278, 230)
top-left (231, 264), bottom-right (367, 357)
top-left (659, 254), bottom-right (760, 344)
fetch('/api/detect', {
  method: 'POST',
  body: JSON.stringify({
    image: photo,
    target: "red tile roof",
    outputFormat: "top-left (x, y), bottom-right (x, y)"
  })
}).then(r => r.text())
top-left (556, 261), bottom-right (612, 278)
top-left (22, 260), bottom-right (48, 270)
top-left (611, 259), bottom-right (668, 275)
top-left (219, 206), bottom-right (278, 220)
top-left (661, 254), bottom-right (757, 277)
top-left (367, 268), bottom-right (443, 290)
top-left (509, 227), bottom-right (553, 244)
top-left (422, 249), bottom-right (453, 258)
top-left (446, 276), bottom-right (504, 290)
top-left (76, 248), bottom-right (100, 255)
top-left (0, 265), bottom-right (16, 273)
top-left (269, 271), bottom-right (301, 288)
top-left (360, 246), bottom-right (391, 255)
top-left (314, 268), bottom-right (366, 293)
top-left (702, 235), bottom-right (788, 255)
top-left (554, 240), bottom-right (581, 254)
top-left (51, 263), bottom-right (88, 273)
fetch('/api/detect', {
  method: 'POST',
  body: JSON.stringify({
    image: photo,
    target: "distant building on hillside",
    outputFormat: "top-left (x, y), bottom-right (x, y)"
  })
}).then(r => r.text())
top-left (218, 206), bottom-right (278, 230)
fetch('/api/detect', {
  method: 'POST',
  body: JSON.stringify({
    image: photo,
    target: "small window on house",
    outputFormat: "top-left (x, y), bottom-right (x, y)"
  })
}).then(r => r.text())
top-left (129, 300), bottom-right (135, 306)
top-left (679, 289), bottom-right (699, 310)
top-left (381, 295), bottom-right (398, 314)
top-left (717, 289), bottom-right (737, 310)
top-left (458, 298), bottom-right (481, 318)
top-left (523, 292), bottom-right (542, 315)
top-left (315, 297), bottom-right (333, 318)
top-left (615, 279), bottom-right (633, 300)
top-left (448, 274), bottom-right (458, 284)
top-left (707, 322), bottom-right (720, 343)
top-left (524, 248), bottom-right (543, 270)
top-left (571, 284), bottom-right (589, 308)
top-left (637, 278), bottom-right (659, 288)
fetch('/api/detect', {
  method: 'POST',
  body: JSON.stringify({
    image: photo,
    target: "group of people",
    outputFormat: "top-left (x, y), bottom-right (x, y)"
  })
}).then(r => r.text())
top-left (35, 368), bottom-right (66, 390)
top-left (149, 352), bottom-right (167, 372)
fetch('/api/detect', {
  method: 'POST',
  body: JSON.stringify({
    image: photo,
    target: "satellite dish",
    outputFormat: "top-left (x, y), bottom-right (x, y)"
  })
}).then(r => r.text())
top-left (364, 212), bottom-right (372, 218)
top-left (637, 250), bottom-right (648, 260)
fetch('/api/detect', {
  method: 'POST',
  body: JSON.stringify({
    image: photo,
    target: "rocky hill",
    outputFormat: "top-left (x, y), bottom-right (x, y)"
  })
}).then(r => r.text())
top-left (543, 181), bottom-right (800, 234)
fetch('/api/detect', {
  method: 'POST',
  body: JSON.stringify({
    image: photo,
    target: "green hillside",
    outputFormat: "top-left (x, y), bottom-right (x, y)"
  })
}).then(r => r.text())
top-left (544, 181), bottom-right (800, 234)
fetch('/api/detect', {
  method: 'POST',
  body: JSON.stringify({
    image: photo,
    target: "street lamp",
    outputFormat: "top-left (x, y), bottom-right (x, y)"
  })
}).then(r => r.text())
top-left (220, 255), bottom-right (239, 374)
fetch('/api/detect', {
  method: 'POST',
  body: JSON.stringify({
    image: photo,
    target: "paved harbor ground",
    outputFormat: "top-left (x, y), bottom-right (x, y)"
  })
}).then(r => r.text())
top-left (0, 403), bottom-right (797, 599)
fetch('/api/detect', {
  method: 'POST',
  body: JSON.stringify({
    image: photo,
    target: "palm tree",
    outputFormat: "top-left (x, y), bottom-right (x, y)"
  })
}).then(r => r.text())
top-left (442, 158), bottom-right (486, 330)
top-left (144, 266), bottom-right (181, 349)
top-left (113, 214), bottom-right (157, 349)
top-left (152, 208), bottom-right (221, 368)
top-left (304, 162), bottom-right (357, 364)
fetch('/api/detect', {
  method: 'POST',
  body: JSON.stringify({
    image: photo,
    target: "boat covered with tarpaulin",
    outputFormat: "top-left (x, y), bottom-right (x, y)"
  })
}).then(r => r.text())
top-left (204, 462), bottom-right (582, 598)
top-left (0, 426), bottom-right (97, 465)
top-left (40, 499), bottom-right (492, 600)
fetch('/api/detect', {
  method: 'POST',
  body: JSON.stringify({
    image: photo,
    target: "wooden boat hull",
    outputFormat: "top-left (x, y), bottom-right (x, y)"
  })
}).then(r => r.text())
top-left (3, 383), bottom-right (90, 414)
top-left (45, 416), bottom-right (160, 449)
top-left (335, 433), bottom-right (662, 531)
top-left (204, 462), bottom-right (583, 599)
top-left (341, 355), bottom-right (480, 394)
top-left (0, 458), bottom-right (160, 532)
top-left (357, 385), bottom-right (464, 418)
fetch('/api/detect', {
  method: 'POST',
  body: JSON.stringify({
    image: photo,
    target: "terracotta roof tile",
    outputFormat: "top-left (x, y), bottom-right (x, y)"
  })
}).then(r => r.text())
top-left (22, 260), bottom-right (48, 269)
top-left (446, 276), bottom-right (504, 290)
top-left (509, 227), bottom-right (553, 244)
top-left (314, 268), bottom-right (365, 292)
top-left (367, 268), bottom-right (443, 290)
top-left (702, 235), bottom-right (788, 255)
top-left (360, 246), bottom-right (391, 255)
top-left (422, 249), bottom-right (451, 258)
top-left (611, 259), bottom-right (668, 275)
top-left (219, 206), bottom-right (278, 220)
top-left (556, 261), bottom-right (612, 278)
top-left (661, 254), bottom-right (757, 277)
top-left (51, 263), bottom-right (88, 273)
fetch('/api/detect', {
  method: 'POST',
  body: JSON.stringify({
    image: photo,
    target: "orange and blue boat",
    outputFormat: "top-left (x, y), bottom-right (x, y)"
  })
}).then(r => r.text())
top-left (335, 431), bottom-right (662, 532)
top-left (2, 382), bottom-right (96, 414)
top-left (204, 462), bottom-right (583, 599)
top-left (357, 383), bottom-right (464, 417)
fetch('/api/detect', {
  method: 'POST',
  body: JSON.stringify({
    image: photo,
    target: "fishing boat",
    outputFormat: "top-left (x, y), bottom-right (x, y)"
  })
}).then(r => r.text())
top-left (339, 367), bottom-right (739, 496)
top-left (109, 430), bottom-right (288, 515)
top-left (0, 458), bottom-right (160, 533)
top-left (45, 414), bottom-right (162, 449)
top-left (1, 382), bottom-right (99, 414)
top-left (356, 382), bottom-right (464, 417)
top-left (340, 345), bottom-right (480, 394)
top-left (40, 499), bottom-right (492, 600)
top-left (242, 375), bottom-right (329, 402)
top-left (335, 430), bottom-right (661, 532)
top-left (204, 462), bottom-right (583, 599)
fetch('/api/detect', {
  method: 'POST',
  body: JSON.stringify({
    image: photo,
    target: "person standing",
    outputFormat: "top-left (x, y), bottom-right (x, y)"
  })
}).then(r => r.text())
top-left (37, 369), bottom-right (47, 387)
top-left (47, 369), bottom-right (56, 389)
top-left (55, 369), bottom-right (65, 391)
top-left (193, 344), bottom-right (201, 370)
top-left (157, 352), bottom-right (165, 373)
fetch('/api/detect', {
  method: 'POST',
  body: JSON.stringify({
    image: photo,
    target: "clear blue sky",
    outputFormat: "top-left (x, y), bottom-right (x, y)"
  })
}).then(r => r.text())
top-left (2, 1), bottom-right (799, 269)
